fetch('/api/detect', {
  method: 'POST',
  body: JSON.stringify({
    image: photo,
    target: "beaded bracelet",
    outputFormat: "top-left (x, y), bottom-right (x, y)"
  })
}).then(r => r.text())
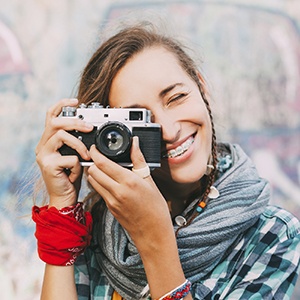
top-left (157, 279), bottom-right (191, 300)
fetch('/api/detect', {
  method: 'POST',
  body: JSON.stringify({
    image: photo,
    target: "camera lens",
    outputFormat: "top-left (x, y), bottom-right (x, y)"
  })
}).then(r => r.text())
top-left (106, 131), bottom-right (123, 150)
top-left (95, 122), bottom-right (131, 159)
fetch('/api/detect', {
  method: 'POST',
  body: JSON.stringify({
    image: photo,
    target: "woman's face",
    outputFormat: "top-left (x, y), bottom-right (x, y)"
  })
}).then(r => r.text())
top-left (109, 47), bottom-right (212, 184)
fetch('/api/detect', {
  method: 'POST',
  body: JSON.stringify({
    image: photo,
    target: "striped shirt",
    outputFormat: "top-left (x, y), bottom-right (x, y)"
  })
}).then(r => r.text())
top-left (75, 205), bottom-right (300, 299)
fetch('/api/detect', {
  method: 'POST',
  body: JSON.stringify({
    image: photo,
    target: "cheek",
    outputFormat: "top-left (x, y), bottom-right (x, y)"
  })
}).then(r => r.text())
top-left (185, 95), bottom-right (211, 122)
top-left (166, 133), bottom-right (212, 183)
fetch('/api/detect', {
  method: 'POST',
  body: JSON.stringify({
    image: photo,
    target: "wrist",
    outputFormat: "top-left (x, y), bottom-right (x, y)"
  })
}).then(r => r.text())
top-left (137, 231), bottom-right (186, 299)
top-left (48, 195), bottom-right (77, 210)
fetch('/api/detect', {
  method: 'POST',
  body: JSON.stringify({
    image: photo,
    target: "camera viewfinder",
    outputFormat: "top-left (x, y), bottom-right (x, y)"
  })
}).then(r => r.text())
top-left (129, 111), bottom-right (143, 121)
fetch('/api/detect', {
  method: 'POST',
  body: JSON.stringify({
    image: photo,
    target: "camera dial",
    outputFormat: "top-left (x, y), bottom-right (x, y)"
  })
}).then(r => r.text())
top-left (61, 106), bottom-right (76, 117)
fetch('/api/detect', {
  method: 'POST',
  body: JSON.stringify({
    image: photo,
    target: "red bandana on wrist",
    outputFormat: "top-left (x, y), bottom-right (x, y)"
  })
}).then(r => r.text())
top-left (32, 203), bottom-right (93, 266)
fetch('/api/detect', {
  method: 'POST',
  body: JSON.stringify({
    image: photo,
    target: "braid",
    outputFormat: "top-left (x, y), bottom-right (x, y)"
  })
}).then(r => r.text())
top-left (198, 82), bottom-right (218, 202)
top-left (175, 79), bottom-right (218, 236)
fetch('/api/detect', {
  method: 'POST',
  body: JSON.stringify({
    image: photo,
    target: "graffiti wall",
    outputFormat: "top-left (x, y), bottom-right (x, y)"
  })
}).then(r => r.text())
top-left (0, 1), bottom-right (299, 299)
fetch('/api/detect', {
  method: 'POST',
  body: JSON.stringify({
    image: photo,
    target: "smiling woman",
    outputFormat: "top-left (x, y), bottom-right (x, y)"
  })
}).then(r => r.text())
top-left (109, 47), bottom-right (213, 185)
top-left (32, 21), bottom-right (300, 300)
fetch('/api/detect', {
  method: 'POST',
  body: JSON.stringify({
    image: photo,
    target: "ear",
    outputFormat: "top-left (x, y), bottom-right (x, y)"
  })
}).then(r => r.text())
top-left (196, 71), bottom-right (210, 100)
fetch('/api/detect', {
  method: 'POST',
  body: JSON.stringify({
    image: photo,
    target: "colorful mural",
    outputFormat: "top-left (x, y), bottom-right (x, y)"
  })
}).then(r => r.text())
top-left (0, 1), bottom-right (299, 299)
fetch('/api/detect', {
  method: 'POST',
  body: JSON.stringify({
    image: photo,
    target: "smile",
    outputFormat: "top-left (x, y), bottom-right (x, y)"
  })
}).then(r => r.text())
top-left (164, 136), bottom-right (195, 158)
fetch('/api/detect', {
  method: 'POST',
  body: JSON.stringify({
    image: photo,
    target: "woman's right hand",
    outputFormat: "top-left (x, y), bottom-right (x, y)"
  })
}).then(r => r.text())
top-left (35, 98), bottom-right (94, 209)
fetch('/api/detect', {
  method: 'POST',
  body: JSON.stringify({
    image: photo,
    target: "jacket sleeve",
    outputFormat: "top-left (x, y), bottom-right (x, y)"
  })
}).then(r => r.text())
top-left (74, 251), bottom-right (91, 300)
top-left (74, 247), bottom-right (114, 299)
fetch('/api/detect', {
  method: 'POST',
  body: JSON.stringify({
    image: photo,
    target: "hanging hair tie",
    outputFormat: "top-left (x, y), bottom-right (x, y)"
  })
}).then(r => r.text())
top-left (205, 164), bottom-right (214, 176)
top-left (205, 154), bottom-right (215, 176)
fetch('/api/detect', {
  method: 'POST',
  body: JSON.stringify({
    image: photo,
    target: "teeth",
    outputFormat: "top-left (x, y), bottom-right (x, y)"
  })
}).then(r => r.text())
top-left (167, 136), bottom-right (194, 158)
top-left (176, 146), bottom-right (183, 156)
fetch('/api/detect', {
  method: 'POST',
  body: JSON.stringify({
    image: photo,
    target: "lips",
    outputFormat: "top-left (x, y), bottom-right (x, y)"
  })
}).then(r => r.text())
top-left (163, 135), bottom-right (195, 158)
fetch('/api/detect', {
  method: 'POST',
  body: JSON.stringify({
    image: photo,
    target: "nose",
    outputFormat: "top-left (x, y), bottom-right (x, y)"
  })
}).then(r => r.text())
top-left (153, 110), bottom-right (180, 144)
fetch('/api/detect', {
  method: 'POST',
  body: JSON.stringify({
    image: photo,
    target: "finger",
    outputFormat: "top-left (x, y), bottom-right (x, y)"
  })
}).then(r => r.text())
top-left (51, 154), bottom-right (82, 182)
top-left (130, 136), bottom-right (153, 181)
top-left (41, 129), bottom-right (91, 161)
top-left (130, 136), bottom-right (147, 169)
top-left (48, 116), bottom-right (94, 132)
top-left (36, 118), bottom-right (93, 154)
top-left (58, 156), bottom-right (83, 184)
top-left (37, 153), bottom-right (81, 180)
top-left (88, 156), bottom-right (119, 189)
top-left (89, 145), bottom-right (128, 183)
top-left (46, 98), bottom-right (78, 123)
top-left (87, 172), bottom-right (115, 202)
top-left (87, 174), bottom-right (124, 214)
top-left (36, 98), bottom-right (91, 155)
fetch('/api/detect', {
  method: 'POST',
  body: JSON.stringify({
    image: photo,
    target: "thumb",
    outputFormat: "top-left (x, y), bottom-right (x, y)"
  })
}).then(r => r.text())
top-left (130, 136), bottom-right (146, 169)
top-left (130, 136), bottom-right (153, 181)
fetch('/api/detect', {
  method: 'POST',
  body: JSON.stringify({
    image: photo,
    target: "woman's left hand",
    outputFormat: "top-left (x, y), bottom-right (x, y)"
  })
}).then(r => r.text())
top-left (88, 136), bottom-right (189, 298)
top-left (87, 136), bottom-right (172, 247)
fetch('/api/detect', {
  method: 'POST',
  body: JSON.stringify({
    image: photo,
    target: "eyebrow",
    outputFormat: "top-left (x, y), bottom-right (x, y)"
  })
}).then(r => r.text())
top-left (159, 83), bottom-right (184, 98)
top-left (123, 104), bottom-right (145, 109)
top-left (122, 82), bottom-right (185, 109)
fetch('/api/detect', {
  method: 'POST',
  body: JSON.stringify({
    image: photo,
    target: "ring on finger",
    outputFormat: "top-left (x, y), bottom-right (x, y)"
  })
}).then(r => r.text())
top-left (132, 165), bottom-right (150, 179)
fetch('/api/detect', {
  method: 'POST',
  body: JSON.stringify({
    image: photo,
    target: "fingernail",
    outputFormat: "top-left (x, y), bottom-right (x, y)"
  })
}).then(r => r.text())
top-left (133, 136), bottom-right (139, 147)
top-left (70, 98), bottom-right (78, 103)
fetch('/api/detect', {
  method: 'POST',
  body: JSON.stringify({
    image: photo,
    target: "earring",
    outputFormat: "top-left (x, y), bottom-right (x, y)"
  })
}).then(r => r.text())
top-left (205, 155), bottom-right (214, 176)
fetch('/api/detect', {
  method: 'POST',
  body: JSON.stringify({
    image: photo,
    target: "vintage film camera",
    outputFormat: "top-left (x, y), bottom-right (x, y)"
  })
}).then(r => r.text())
top-left (59, 103), bottom-right (161, 168)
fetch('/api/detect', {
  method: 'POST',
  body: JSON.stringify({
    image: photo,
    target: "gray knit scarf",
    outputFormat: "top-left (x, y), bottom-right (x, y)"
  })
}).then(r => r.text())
top-left (93, 143), bottom-right (270, 299)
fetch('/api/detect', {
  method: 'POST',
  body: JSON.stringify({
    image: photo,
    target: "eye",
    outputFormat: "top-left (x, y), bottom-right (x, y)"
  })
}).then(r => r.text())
top-left (167, 92), bottom-right (189, 106)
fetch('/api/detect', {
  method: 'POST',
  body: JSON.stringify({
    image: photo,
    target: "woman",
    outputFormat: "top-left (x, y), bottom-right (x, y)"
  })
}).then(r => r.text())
top-left (33, 23), bottom-right (300, 299)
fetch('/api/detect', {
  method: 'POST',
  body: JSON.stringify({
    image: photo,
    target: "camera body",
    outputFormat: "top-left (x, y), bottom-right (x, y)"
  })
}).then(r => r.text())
top-left (59, 103), bottom-right (161, 168)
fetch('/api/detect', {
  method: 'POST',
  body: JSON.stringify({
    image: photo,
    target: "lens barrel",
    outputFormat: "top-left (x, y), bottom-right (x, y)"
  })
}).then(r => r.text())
top-left (95, 122), bottom-right (132, 159)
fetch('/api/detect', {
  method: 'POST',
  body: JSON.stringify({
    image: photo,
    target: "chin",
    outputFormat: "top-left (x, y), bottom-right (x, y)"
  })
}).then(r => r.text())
top-left (170, 171), bottom-right (205, 184)
top-left (153, 154), bottom-right (208, 184)
top-left (167, 162), bottom-right (207, 184)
